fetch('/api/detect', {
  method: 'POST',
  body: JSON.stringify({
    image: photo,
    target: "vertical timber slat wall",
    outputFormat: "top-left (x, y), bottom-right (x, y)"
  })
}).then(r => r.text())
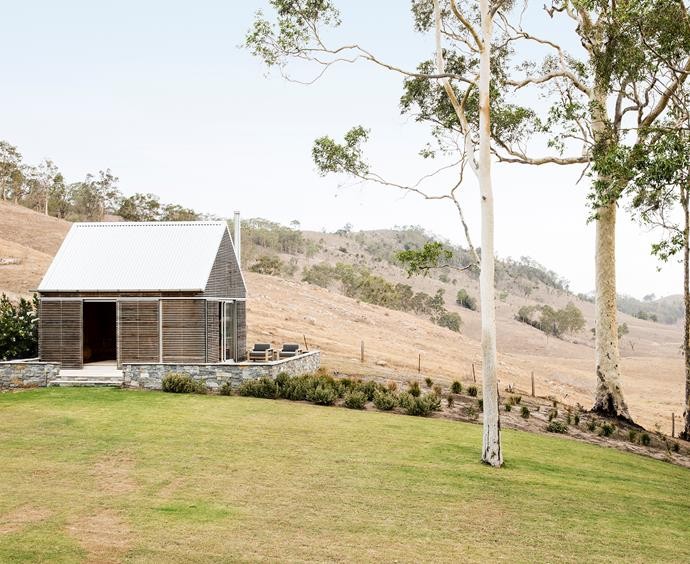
top-left (39, 300), bottom-right (82, 369)
top-left (118, 301), bottom-right (160, 364)
top-left (204, 230), bottom-right (246, 299)
top-left (206, 301), bottom-right (220, 363)
top-left (236, 301), bottom-right (247, 361)
top-left (162, 299), bottom-right (206, 363)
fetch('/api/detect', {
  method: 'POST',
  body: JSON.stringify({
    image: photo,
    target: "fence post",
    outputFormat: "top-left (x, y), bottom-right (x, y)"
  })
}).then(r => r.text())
top-left (360, 340), bottom-right (364, 363)
top-left (472, 363), bottom-right (476, 383)
top-left (531, 371), bottom-right (535, 397)
top-left (418, 353), bottom-right (421, 373)
top-left (672, 412), bottom-right (675, 438)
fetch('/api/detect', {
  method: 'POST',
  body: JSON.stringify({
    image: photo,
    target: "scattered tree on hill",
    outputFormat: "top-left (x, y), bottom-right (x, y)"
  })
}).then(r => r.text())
top-left (456, 288), bottom-right (477, 311)
top-left (0, 294), bottom-right (38, 361)
top-left (516, 302), bottom-right (585, 338)
top-left (250, 255), bottom-right (285, 276)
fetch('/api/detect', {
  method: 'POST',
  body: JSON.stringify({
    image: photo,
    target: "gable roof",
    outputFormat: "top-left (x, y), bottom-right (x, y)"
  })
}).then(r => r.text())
top-left (38, 221), bottom-right (238, 292)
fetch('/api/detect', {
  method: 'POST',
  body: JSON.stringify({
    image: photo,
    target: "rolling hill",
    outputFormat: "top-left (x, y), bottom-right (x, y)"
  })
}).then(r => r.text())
top-left (0, 201), bottom-right (685, 432)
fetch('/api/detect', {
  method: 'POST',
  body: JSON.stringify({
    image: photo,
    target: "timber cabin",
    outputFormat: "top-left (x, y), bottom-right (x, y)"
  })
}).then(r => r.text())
top-left (37, 221), bottom-right (247, 369)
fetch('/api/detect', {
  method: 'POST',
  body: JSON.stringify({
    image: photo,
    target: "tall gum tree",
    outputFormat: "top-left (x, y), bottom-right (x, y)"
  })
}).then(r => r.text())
top-left (246, 0), bottom-right (535, 466)
top-left (489, 0), bottom-right (690, 421)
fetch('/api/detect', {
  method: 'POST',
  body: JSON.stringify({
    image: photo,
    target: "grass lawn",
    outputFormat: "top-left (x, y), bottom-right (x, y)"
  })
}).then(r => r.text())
top-left (0, 388), bottom-right (688, 563)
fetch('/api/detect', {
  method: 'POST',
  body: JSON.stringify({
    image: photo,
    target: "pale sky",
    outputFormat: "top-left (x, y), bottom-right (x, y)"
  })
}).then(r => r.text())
top-left (0, 1), bottom-right (682, 298)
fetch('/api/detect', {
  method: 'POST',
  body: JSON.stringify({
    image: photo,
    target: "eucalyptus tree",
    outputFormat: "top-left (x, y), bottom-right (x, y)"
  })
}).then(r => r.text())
top-left (246, 0), bottom-right (538, 466)
top-left (491, 0), bottom-right (690, 420)
top-left (626, 89), bottom-right (690, 438)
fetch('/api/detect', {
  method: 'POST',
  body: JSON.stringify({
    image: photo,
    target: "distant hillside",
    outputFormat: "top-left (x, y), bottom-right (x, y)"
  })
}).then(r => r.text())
top-left (0, 203), bottom-right (685, 432)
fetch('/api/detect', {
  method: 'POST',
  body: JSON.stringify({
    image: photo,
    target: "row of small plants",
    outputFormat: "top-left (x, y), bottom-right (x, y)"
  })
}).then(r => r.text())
top-left (161, 371), bottom-right (446, 417)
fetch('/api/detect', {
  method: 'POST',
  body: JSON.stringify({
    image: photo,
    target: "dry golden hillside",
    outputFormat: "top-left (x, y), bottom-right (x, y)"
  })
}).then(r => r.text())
top-left (0, 201), bottom-right (684, 432)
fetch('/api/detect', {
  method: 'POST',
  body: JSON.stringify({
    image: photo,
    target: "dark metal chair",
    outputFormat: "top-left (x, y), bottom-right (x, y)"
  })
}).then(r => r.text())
top-left (249, 343), bottom-right (274, 362)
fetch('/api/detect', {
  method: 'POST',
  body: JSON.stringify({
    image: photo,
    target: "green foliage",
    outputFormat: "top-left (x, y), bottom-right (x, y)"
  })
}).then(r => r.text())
top-left (477, 398), bottom-right (483, 411)
top-left (450, 381), bottom-right (462, 394)
top-left (398, 392), bottom-right (441, 417)
top-left (373, 390), bottom-right (398, 411)
top-left (435, 311), bottom-right (462, 333)
top-left (467, 385), bottom-right (478, 397)
top-left (641, 433), bottom-right (651, 446)
top-left (219, 382), bottom-right (233, 396)
top-left (308, 384), bottom-right (338, 406)
top-left (447, 395), bottom-right (455, 408)
top-left (249, 255), bottom-right (285, 276)
top-left (504, 403), bottom-right (512, 412)
top-left (617, 322), bottom-right (629, 340)
top-left (516, 302), bottom-right (585, 337)
top-left (455, 289), bottom-right (477, 311)
top-left (0, 294), bottom-right (38, 361)
top-left (628, 429), bottom-right (638, 443)
top-left (162, 373), bottom-right (207, 394)
top-left (396, 242), bottom-right (454, 277)
top-left (408, 381), bottom-right (421, 397)
top-left (237, 217), bottom-right (305, 256)
top-left (238, 377), bottom-right (279, 399)
top-left (424, 377), bottom-right (433, 388)
top-left (599, 422), bottom-right (616, 438)
top-left (312, 126), bottom-right (370, 177)
top-left (548, 409), bottom-right (558, 422)
top-left (301, 262), bottom-right (336, 287)
top-left (343, 390), bottom-right (367, 409)
top-left (546, 420), bottom-right (568, 434)
top-left (520, 406), bottom-right (530, 419)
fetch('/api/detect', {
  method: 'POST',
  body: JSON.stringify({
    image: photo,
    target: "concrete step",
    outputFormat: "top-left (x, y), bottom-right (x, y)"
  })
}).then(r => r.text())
top-left (49, 379), bottom-right (123, 387)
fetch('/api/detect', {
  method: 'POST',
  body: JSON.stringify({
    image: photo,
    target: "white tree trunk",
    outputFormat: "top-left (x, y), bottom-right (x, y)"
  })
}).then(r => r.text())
top-left (478, 0), bottom-right (502, 467)
top-left (590, 87), bottom-right (631, 420)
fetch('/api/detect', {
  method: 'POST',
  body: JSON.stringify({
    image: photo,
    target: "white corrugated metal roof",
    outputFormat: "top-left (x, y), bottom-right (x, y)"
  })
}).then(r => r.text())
top-left (38, 221), bottom-right (233, 292)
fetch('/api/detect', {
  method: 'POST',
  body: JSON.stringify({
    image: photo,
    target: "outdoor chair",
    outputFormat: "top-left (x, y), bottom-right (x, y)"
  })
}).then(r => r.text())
top-left (249, 343), bottom-right (274, 362)
top-left (278, 343), bottom-right (302, 359)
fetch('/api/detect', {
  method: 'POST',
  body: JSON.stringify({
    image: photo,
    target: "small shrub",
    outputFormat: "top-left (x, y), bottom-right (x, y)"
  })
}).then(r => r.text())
top-left (399, 393), bottom-right (440, 417)
top-left (641, 432), bottom-right (651, 446)
top-left (466, 406), bottom-right (478, 420)
top-left (238, 377), bottom-right (278, 399)
top-left (574, 413), bottom-right (580, 426)
top-left (447, 395), bottom-right (455, 408)
top-left (548, 409), bottom-right (558, 421)
top-left (373, 390), bottom-right (397, 411)
top-left (509, 395), bottom-right (522, 405)
top-left (520, 406), bottom-right (530, 419)
top-left (408, 381), bottom-right (421, 397)
top-left (359, 380), bottom-right (381, 401)
top-left (308, 384), bottom-right (337, 406)
top-left (275, 372), bottom-right (290, 389)
top-left (386, 380), bottom-right (398, 392)
top-left (477, 398), bottom-right (484, 411)
top-left (162, 373), bottom-right (207, 394)
top-left (587, 419), bottom-right (598, 432)
top-left (219, 382), bottom-right (233, 396)
top-left (467, 385), bottom-right (478, 397)
top-left (671, 441), bottom-right (680, 453)
top-left (504, 403), bottom-right (512, 412)
top-left (343, 390), bottom-right (367, 409)
top-left (599, 422), bottom-right (616, 437)
top-left (546, 420), bottom-right (568, 434)
top-left (628, 430), bottom-right (638, 443)
top-left (432, 384), bottom-right (443, 396)
top-left (424, 377), bottom-right (433, 388)
top-left (451, 381), bottom-right (462, 394)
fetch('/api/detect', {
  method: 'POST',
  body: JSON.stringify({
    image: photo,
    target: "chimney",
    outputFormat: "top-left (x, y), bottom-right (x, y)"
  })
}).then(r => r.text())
top-left (233, 210), bottom-right (241, 267)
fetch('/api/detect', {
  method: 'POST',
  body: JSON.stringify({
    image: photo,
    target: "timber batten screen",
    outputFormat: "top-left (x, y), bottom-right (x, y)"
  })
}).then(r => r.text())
top-left (37, 221), bottom-right (248, 368)
top-left (39, 300), bottom-right (82, 369)
top-left (119, 301), bottom-right (160, 363)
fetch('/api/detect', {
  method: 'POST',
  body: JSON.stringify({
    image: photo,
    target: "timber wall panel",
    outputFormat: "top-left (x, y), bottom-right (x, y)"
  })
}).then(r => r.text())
top-left (206, 301), bottom-right (220, 363)
top-left (118, 301), bottom-right (160, 363)
top-left (161, 300), bottom-right (206, 363)
top-left (236, 301), bottom-right (247, 361)
top-left (204, 230), bottom-right (246, 298)
top-left (39, 300), bottom-right (82, 369)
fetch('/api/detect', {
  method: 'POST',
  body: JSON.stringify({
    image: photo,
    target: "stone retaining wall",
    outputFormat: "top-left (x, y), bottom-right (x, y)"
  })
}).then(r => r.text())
top-left (0, 360), bottom-right (61, 388)
top-left (123, 350), bottom-right (321, 391)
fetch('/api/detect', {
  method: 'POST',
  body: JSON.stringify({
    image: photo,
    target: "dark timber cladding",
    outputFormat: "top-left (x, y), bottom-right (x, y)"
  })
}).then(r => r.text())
top-left (37, 221), bottom-right (248, 369)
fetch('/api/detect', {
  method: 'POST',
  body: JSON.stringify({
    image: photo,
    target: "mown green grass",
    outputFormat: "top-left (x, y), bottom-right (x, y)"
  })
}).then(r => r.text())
top-left (0, 388), bottom-right (688, 563)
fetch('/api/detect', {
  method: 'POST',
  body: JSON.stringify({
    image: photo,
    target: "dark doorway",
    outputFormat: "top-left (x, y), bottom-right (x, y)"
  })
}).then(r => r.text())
top-left (83, 301), bottom-right (117, 363)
